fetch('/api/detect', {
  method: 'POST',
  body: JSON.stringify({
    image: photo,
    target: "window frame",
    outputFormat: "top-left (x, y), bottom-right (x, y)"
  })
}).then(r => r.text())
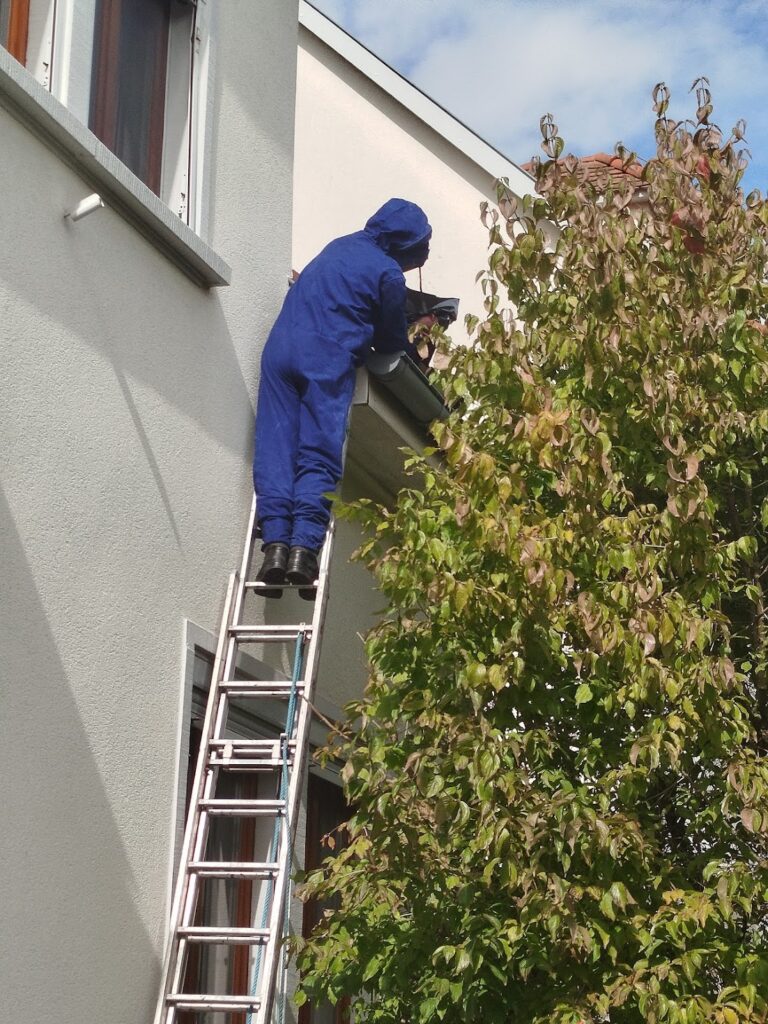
top-left (2, 0), bottom-right (30, 64)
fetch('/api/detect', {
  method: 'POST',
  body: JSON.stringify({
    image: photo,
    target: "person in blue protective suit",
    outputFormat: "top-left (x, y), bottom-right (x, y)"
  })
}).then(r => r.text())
top-left (253, 198), bottom-right (432, 599)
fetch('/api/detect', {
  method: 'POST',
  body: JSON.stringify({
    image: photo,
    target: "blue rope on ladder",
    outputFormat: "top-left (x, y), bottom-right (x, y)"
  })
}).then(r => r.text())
top-left (247, 629), bottom-right (306, 1024)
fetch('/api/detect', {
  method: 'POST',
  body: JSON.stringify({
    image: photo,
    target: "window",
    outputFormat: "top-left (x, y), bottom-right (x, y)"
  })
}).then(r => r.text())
top-left (177, 640), bottom-right (351, 1024)
top-left (300, 772), bottom-right (351, 1024)
top-left (89, 0), bottom-right (171, 195)
top-left (1, 0), bottom-right (209, 227)
top-left (0, 0), bottom-right (30, 64)
top-left (180, 647), bottom-right (291, 1024)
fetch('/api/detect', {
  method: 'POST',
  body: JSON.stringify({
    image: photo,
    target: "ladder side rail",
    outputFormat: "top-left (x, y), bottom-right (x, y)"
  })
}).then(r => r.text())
top-left (223, 496), bottom-right (259, 688)
top-left (172, 507), bottom-right (261, 995)
top-left (154, 569), bottom-right (241, 1024)
top-left (238, 494), bottom-right (259, 582)
top-left (170, 628), bottom-right (250, 1001)
top-left (254, 520), bottom-right (336, 1024)
top-left (212, 499), bottom-right (260, 752)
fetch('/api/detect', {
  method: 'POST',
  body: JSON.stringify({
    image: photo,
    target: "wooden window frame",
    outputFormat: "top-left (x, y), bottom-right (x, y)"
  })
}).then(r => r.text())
top-left (4, 0), bottom-right (30, 64)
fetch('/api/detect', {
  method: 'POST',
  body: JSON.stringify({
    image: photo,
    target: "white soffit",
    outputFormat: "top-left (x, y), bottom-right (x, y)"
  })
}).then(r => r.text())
top-left (299, 1), bottom-right (535, 198)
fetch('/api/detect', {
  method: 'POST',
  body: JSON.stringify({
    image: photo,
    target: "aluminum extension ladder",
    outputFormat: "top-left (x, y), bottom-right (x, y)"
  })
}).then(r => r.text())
top-left (154, 497), bottom-right (334, 1023)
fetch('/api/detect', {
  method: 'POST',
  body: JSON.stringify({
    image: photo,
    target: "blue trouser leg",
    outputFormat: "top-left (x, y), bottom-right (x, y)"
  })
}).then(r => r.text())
top-left (291, 367), bottom-right (355, 551)
top-left (253, 345), bottom-right (300, 546)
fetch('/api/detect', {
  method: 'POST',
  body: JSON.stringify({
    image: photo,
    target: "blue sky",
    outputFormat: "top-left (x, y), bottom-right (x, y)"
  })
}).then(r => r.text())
top-left (309, 0), bottom-right (768, 194)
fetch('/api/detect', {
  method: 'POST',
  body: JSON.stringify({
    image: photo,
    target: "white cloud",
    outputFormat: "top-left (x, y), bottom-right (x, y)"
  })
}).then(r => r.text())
top-left (309, 0), bottom-right (768, 188)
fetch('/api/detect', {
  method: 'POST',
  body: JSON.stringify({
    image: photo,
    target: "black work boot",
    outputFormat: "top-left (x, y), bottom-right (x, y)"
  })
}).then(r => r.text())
top-left (255, 542), bottom-right (289, 598)
top-left (286, 546), bottom-right (319, 601)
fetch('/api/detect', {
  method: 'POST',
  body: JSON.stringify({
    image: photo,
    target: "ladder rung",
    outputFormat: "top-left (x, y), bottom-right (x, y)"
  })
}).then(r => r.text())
top-left (209, 757), bottom-right (284, 771)
top-left (220, 679), bottom-right (305, 698)
top-left (208, 739), bottom-right (288, 770)
top-left (246, 584), bottom-right (318, 594)
top-left (209, 739), bottom-right (294, 751)
top-left (200, 798), bottom-right (285, 816)
top-left (178, 926), bottom-right (271, 944)
top-left (208, 739), bottom-right (295, 768)
top-left (188, 861), bottom-right (279, 879)
top-left (229, 624), bottom-right (314, 642)
top-left (167, 994), bottom-right (262, 1012)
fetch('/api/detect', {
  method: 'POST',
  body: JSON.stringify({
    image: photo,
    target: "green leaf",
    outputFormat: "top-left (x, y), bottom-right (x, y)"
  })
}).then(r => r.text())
top-left (575, 682), bottom-right (594, 705)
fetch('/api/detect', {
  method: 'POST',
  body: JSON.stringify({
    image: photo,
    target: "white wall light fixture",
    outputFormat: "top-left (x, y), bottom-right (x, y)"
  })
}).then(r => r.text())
top-left (64, 193), bottom-right (105, 222)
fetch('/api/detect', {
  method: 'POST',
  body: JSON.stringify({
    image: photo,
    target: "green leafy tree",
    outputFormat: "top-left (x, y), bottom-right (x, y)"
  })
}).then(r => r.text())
top-left (296, 83), bottom-right (768, 1024)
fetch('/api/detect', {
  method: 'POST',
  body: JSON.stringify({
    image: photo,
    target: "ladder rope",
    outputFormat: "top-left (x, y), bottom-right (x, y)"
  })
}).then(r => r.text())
top-left (247, 629), bottom-right (306, 1024)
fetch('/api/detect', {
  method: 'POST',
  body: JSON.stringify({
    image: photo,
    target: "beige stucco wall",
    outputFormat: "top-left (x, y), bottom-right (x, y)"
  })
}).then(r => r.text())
top-left (294, 25), bottom-right (509, 337)
top-left (0, 3), bottom-right (299, 1022)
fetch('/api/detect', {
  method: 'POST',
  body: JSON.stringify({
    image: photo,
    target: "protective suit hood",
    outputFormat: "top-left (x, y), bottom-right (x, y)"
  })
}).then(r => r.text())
top-left (364, 198), bottom-right (432, 268)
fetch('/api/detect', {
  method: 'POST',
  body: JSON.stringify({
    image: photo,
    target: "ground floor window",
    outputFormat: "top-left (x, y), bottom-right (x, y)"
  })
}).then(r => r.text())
top-left (178, 643), bottom-right (349, 1023)
top-left (299, 772), bottom-right (350, 1024)
top-left (180, 647), bottom-right (285, 1024)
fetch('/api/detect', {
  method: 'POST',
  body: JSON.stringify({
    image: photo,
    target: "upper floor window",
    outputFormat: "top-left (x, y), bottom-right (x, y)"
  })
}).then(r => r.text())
top-left (0, 0), bottom-right (209, 229)
top-left (89, 0), bottom-right (171, 195)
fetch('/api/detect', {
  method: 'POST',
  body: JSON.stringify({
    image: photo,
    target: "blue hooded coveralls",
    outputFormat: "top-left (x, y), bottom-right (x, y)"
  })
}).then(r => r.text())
top-left (253, 199), bottom-right (432, 552)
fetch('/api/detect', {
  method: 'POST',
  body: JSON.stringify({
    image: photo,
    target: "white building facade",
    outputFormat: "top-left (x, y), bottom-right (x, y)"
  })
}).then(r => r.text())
top-left (1, 3), bottom-right (299, 1022)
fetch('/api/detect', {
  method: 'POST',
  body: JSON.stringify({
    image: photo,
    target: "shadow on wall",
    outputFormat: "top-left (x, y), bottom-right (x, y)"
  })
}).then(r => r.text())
top-left (0, 486), bottom-right (161, 1024)
top-left (0, 166), bottom-right (255, 463)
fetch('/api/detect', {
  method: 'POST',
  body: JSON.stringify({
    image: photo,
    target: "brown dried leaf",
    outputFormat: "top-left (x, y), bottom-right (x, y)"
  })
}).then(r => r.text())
top-left (662, 434), bottom-right (685, 456)
top-left (581, 408), bottom-right (600, 435)
top-left (455, 497), bottom-right (471, 525)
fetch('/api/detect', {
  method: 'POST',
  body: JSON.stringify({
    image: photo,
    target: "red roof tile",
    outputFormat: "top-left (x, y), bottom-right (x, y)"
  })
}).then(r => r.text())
top-left (523, 152), bottom-right (645, 190)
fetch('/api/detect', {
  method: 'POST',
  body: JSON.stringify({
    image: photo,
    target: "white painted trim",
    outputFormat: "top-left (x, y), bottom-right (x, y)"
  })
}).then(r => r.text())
top-left (299, 0), bottom-right (535, 197)
top-left (167, 619), bottom-right (213, 889)
top-left (50, 0), bottom-right (95, 122)
top-left (188, 0), bottom-right (215, 238)
top-left (0, 47), bottom-right (231, 286)
top-left (161, 1), bottom-right (195, 221)
top-left (26, 0), bottom-right (55, 91)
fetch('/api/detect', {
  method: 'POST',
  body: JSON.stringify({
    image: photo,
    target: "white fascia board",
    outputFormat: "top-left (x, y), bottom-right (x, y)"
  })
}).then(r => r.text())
top-left (299, 1), bottom-right (535, 198)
